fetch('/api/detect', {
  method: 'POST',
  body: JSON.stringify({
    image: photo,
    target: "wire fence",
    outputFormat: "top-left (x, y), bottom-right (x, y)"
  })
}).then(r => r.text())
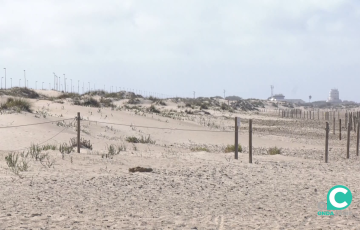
top-left (0, 110), bottom-right (359, 163)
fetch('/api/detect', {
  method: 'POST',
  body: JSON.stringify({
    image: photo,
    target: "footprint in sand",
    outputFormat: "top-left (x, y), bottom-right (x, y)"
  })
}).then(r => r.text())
top-left (214, 215), bottom-right (224, 230)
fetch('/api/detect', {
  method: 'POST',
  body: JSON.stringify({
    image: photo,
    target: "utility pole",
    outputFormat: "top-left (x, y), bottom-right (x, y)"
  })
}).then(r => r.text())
top-left (63, 74), bottom-right (66, 92)
top-left (10, 78), bottom-right (12, 88)
top-left (4, 68), bottom-right (6, 90)
top-left (193, 91), bottom-right (195, 99)
top-left (24, 70), bottom-right (26, 88)
top-left (224, 89), bottom-right (226, 99)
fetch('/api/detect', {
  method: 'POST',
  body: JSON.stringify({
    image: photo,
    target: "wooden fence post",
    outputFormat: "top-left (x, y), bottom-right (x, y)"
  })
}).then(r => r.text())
top-left (347, 122), bottom-right (351, 159)
top-left (249, 119), bottom-right (252, 164)
top-left (77, 112), bottom-right (80, 153)
top-left (357, 122), bottom-right (359, 156)
top-left (345, 112), bottom-right (348, 129)
top-left (235, 117), bottom-right (239, 160)
top-left (339, 119), bottom-right (342, 140)
top-left (325, 122), bottom-right (329, 163)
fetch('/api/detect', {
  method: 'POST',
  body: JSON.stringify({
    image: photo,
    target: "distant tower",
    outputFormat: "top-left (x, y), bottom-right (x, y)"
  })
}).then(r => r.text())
top-left (326, 88), bottom-right (342, 103)
top-left (271, 85), bottom-right (274, 97)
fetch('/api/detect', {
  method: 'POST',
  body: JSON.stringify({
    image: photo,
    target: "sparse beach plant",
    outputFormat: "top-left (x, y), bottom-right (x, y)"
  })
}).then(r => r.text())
top-left (148, 105), bottom-right (160, 113)
top-left (59, 143), bottom-right (74, 154)
top-left (191, 146), bottom-right (210, 152)
top-left (5, 152), bottom-right (29, 177)
top-left (268, 147), bottom-right (281, 155)
top-left (224, 144), bottom-right (242, 153)
top-left (126, 135), bottom-right (156, 144)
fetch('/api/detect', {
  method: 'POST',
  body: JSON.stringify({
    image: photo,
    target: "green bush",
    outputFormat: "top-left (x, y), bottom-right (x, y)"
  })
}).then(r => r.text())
top-left (82, 97), bottom-right (100, 107)
top-left (126, 135), bottom-right (156, 144)
top-left (100, 97), bottom-right (115, 107)
top-left (224, 144), bottom-right (242, 153)
top-left (268, 147), bottom-right (281, 155)
top-left (57, 93), bottom-right (79, 99)
top-left (200, 104), bottom-right (209, 110)
top-left (0, 97), bottom-right (32, 112)
top-left (148, 105), bottom-right (160, 113)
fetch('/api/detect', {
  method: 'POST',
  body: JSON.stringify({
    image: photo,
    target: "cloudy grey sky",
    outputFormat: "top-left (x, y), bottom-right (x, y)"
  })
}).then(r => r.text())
top-left (0, 0), bottom-right (359, 101)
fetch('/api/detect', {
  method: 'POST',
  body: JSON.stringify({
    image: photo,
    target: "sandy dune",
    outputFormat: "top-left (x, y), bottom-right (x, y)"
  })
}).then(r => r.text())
top-left (0, 90), bottom-right (359, 229)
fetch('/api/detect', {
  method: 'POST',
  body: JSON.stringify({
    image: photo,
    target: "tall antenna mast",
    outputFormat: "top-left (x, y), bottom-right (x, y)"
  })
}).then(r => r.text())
top-left (271, 85), bottom-right (274, 97)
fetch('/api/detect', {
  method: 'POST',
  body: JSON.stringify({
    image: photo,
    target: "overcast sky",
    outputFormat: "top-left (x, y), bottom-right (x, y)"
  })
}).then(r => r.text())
top-left (0, 0), bottom-right (359, 101)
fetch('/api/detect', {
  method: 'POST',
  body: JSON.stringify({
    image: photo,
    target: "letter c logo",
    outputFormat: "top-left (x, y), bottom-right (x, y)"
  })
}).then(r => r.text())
top-left (327, 185), bottom-right (352, 210)
top-left (329, 188), bottom-right (348, 208)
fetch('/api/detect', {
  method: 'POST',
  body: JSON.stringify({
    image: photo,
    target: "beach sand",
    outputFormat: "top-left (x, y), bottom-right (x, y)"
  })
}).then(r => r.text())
top-left (0, 90), bottom-right (359, 229)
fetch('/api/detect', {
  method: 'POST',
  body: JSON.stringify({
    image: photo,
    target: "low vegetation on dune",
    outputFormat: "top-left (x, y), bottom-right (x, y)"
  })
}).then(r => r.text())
top-left (268, 147), bottom-right (281, 155)
top-left (224, 144), bottom-right (242, 153)
top-left (57, 93), bottom-right (80, 100)
top-left (191, 146), bottom-right (210, 152)
top-left (126, 135), bottom-right (156, 144)
top-left (148, 105), bottom-right (160, 113)
top-left (82, 97), bottom-right (101, 107)
top-left (0, 87), bottom-right (40, 99)
top-left (0, 97), bottom-right (32, 112)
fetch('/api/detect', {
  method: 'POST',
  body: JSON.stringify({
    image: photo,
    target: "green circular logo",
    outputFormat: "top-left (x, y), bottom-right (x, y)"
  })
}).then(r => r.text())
top-left (327, 185), bottom-right (352, 210)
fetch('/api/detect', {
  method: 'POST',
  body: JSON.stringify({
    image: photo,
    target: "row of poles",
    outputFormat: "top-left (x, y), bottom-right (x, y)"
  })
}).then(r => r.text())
top-left (74, 113), bottom-right (359, 164)
top-left (325, 116), bottom-right (360, 163)
top-left (233, 115), bottom-right (360, 163)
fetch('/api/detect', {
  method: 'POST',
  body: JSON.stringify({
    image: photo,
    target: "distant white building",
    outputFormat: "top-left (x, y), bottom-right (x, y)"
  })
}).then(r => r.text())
top-left (269, 94), bottom-right (305, 104)
top-left (326, 89), bottom-right (342, 103)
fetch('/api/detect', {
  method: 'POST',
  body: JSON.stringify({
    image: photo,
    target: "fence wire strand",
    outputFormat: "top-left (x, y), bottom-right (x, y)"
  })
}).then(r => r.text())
top-left (0, 118), bottom-right (76, 152)
top-left (0, 118), bottom-right (74, 129)
top-left (88, 119), bottom-right (233, 133)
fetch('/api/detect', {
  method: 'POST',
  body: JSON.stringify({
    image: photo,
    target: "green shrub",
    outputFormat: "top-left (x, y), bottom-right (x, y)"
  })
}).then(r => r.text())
top-left (200, 104), bottom-right (208, 110)
top-left (224, 144), bottom-right (242, 153)
top-left (221, 103), bottom-right (230, 111)
top-left (82, 97), bottom-right (100, 107)
top-left (268, 147), bottom-right (281, 155)
top-left (0, 97), bottom-right (32, 112)
top-left (126, 135), bottom-right (156, 144)
top-left (100, 97), bottom-right (115, 107)
top-left (57, 93), bottom-right (79, 99)
top-left (148, 105), bottom-right (160, 113)
top-left (128, 98), bottom-right (140, 104)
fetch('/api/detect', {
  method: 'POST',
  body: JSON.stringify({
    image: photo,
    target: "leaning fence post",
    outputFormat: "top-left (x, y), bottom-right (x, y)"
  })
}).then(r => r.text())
top-left (77, 112), bottom-right (81, 153)
top-left (347, 122), bottom-right (351, 159)
top-left (235, 117), bottom-right (239, 160)
top-left (249, 119), bottom-right (252, 164)
top-left (325, 122), bottom-right (329, 163)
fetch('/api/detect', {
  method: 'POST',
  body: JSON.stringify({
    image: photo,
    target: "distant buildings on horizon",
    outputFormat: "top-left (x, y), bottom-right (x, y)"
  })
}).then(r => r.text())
top-left (268, 88), bottom-right (348, 104)
top-left (268, 93), bottom-right (305, 104)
